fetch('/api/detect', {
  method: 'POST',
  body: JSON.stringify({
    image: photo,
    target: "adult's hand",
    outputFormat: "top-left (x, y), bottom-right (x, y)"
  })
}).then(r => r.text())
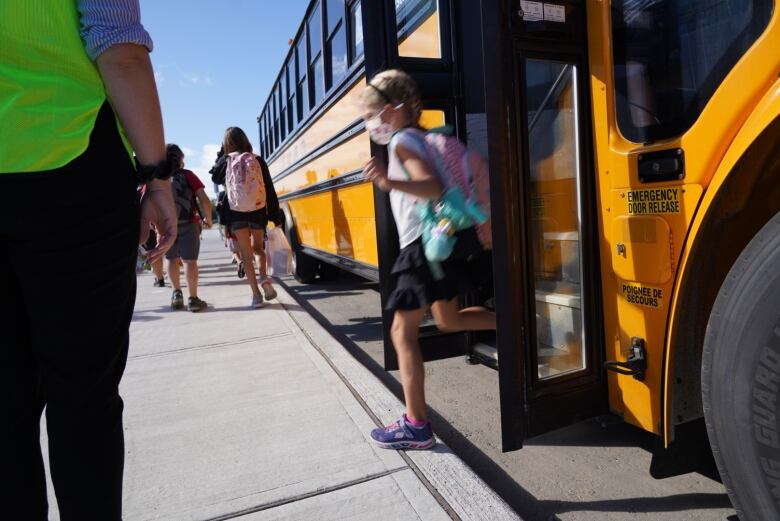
top-left (140, 179), bottom-right (177, 261)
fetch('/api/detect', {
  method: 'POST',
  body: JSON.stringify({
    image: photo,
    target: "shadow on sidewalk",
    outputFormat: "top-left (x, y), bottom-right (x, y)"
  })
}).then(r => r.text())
top-left (214, 303), bottom-right (306, 313)
top-left (277, 277), bottom-right (541, 517)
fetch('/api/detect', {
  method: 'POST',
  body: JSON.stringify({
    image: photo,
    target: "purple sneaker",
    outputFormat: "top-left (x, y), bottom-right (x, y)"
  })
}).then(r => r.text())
top-left (370, 414), bottom-right (435, 450)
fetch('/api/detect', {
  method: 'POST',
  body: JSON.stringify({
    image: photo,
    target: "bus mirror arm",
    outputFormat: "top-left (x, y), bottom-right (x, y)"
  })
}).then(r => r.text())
top-left (604, 337), bottom-right (647, 381)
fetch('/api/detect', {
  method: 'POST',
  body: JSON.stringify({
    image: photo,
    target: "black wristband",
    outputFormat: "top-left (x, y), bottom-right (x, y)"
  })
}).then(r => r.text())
top-left (136, 156), bottom-right (177, 183)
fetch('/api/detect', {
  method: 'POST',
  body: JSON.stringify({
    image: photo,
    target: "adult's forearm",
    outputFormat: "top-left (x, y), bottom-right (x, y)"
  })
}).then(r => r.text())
top-left (96, 43), bottom-right (165, 165)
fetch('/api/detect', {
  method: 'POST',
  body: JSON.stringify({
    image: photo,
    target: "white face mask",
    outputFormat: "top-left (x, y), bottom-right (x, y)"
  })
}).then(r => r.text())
top-left (365, 103), bottom-right (404, 146)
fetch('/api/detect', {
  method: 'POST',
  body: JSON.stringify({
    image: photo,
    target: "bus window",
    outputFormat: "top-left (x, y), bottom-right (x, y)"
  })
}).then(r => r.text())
top-left (350, 1), bottom-right (364, 62)
top-left (396, 0), bottom-right (441, 59)
top-left (308, 4), bottom-right (325, 107)
top-left (525, 59), bottom-right (586, 380)
top-left (326, 0), bottom-right (348, 90)
top-left (611, 0), bottom-right (773, 143)
top-left (286, 62), bottom-right (296, 130)
top-left (328, 26), bottom-right (348, 89)
top-left (296, 37), bottom-right (309, 121)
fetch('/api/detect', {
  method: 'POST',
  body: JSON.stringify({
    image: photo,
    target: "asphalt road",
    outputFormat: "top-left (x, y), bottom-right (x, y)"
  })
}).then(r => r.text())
top-left (277, 271), bottom-right (737, 521)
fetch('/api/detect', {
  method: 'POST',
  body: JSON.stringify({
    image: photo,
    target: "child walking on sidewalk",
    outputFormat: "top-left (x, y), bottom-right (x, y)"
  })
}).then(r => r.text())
top-left (361, 70), bottom-right (496, 450)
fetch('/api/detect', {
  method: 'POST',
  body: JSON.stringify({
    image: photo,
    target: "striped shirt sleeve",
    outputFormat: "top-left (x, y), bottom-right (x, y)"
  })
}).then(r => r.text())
top-left (77, 0), bottom-right (154, 60)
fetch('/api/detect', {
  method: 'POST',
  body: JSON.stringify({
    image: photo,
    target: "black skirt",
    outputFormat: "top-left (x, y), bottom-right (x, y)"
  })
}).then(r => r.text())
top-left (385, 227), bottom-right (488, 312)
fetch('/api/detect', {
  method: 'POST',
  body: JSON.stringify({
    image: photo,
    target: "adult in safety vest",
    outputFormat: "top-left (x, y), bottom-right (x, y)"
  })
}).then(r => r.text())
top-left (0, 2), bottom-right (176, 520)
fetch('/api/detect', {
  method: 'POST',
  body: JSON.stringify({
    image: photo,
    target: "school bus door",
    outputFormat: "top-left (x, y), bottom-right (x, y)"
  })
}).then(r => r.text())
top-left (362, 0), bottom-right (476, 369)
top-left (482, 1), bottom-right (608, 450)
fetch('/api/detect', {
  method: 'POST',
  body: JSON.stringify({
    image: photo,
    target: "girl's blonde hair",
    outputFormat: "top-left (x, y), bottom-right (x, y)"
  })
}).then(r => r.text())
top-left (362, 69), bottom-right (423, 123)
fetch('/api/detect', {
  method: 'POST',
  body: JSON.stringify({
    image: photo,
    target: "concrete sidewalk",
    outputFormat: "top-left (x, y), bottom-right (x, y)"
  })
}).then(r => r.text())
top-left (45, 229), bottom-right (519, 521)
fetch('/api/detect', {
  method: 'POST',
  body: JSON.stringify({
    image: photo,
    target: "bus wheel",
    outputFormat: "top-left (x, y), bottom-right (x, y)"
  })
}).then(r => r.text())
top-left (284, 220), bottom-right (318, 284)
top-left (703, 211), bottom-right (780, 521)
top-left (291, 249), bottom-right (317, 284)
top-left (318, 261), bottom-right (341, 281)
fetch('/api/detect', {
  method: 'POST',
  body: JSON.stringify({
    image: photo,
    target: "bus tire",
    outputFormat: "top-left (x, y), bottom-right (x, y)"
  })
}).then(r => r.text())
top-left (317, 261), bottom-right (341, 281)
top-left (703, 211), bottom-right (780, 521)
top-left (283, 217), bottom-right (318, 284)
top-left (291, 249), bottom-right (317, 284)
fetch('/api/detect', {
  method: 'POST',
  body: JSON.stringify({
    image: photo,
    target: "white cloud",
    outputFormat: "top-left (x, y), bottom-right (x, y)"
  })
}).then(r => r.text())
top-left (178, 72), bottom-right (214, 87)
top-left (184, 143), bottom-right (222, 199)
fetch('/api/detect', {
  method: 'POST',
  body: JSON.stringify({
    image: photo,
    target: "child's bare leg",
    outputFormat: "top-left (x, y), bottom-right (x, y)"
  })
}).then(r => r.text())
top-left (391, 308), bottom-right (428, 422)
top-left (431, 298), bottom-right (496, 332)
top-left (250, 228), bottom-right (268, 279)
top-left (234, 228), bottom-right (261, 297)
top-left (151, 257), bottom-right (164, 280)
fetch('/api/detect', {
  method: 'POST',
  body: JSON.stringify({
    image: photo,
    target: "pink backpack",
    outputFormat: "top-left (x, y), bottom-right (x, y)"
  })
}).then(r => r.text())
top-left (409, 128), bottom-right (493, 250)
top-left (226, 152), bottom-right (266, 213)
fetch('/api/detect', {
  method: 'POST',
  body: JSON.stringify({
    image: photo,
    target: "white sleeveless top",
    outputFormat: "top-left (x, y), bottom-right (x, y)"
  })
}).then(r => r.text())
top-left (388, 130), bottom-right (429, 249)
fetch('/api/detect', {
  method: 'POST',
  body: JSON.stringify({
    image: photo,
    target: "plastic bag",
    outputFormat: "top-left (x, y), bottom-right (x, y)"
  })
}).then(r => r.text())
top-left (265, 226), bottom-right (291, 276)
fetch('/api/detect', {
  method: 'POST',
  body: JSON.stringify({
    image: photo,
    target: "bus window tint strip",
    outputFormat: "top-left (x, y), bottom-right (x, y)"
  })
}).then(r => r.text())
top-left (611, 0), bottom-right (773, 143)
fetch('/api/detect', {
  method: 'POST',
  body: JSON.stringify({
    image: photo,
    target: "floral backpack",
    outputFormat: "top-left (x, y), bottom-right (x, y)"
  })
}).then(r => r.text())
top-left (226, 152), bottom-right (266, 213)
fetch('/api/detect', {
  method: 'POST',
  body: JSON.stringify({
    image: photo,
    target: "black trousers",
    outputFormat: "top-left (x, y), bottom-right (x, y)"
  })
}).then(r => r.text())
top-left (0, 104), bottom-right (139, 520)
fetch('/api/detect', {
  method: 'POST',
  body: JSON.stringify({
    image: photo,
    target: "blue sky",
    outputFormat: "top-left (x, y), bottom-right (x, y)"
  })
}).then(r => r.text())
top-left (140, 0), bottom-right (309, 197)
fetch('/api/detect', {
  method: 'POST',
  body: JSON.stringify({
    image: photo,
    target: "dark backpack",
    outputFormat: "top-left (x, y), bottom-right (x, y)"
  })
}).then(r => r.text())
top-left (172, 170), bottom-right (194, 224)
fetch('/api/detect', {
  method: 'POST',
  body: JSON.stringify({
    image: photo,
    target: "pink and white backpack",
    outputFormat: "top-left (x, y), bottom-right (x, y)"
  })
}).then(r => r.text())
top-left (226, 152), bottom-right (266, 213)
top-left (408, 128), bottom-right (493, 250)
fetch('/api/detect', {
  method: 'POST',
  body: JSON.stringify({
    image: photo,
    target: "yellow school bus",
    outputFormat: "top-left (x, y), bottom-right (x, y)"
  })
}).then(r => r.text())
top-left (259, 1), bottom-right (780, 518)
top-left (259, 0), bottom-right (443, 283)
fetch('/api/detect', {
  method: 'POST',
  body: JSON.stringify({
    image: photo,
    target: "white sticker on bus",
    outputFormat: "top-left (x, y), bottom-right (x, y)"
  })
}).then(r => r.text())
top-left (543, 4), bottom-right (566, 23)
top-left (520, 1), bottom-right (544, 22)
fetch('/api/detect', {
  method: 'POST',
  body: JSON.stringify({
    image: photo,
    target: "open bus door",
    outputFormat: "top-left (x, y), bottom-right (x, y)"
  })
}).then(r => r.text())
top-left (364, 0), bottom-right (608, 451)
top-left (481, 1), bottom-right (608, 450)
top-left (362, 0), bottom-right (475, 370)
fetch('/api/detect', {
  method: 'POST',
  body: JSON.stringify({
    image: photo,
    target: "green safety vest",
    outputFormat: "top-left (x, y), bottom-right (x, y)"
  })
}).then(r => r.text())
top-left (0, 0), bottom-right (130, 174)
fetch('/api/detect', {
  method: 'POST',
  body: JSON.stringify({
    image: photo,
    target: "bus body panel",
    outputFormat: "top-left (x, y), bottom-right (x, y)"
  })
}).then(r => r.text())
top-left (663, 79), bottom-right (780, 444)
top-left (286, 181), bottom-right (379, 267)
top-left (588, 0), bottom-right (780, 436)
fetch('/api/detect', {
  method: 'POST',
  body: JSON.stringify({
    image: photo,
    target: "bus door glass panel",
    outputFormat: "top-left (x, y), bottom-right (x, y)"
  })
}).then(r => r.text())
top-left (524, 59), bottom-right (586, 380)
top-left (395, 0), bottom-right (441, 59)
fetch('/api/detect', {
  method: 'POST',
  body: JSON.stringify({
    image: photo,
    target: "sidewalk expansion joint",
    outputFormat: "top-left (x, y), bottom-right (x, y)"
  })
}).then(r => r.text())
top-left (280, 299), bottom-right (463, 521)
top-left (200, 467), bottom-right (408, 521)
top-left (128, 332), bottom-right (294, 361)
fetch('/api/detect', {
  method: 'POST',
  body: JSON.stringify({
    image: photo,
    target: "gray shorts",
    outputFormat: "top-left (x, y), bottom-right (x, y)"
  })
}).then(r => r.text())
top-left (166, 223), bottom-right (201, 261)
